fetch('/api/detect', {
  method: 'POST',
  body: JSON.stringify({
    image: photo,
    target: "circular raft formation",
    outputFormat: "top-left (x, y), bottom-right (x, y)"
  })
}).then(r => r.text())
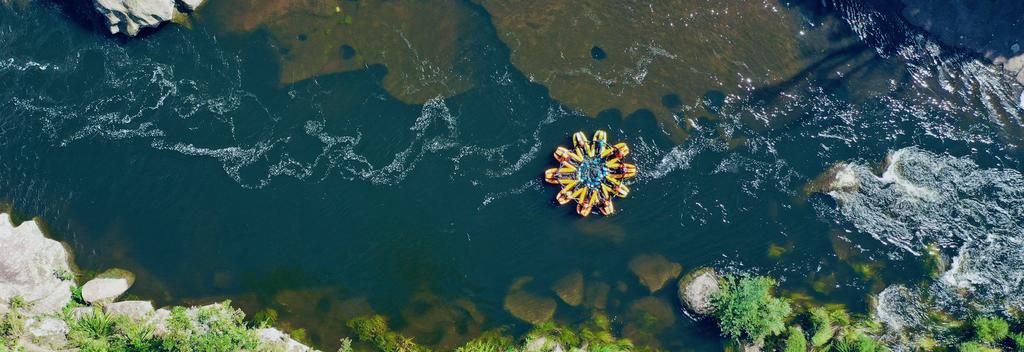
top-left (544, 131), bottom-right (637, 217)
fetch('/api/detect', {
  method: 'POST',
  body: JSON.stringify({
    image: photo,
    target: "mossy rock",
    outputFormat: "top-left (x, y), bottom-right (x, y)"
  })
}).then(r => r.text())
top-left (504, 278), bottom-right (556, 325)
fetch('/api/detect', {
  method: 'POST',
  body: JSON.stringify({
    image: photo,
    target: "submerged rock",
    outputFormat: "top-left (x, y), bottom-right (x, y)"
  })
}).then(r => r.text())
top-left (628, 253), bottom-right (682, 293)
top-left (677, 268), bottom-right (721, 316)
top-left (0, 213), bottom-right (74, 316)
top-left (583, 281), bottom-right (611, 310)
top-left (551, 271), bottom-right (584, 307)
top-left (626, 296), bottom-right (676, 331)
top-left (805, 162), bottom-right (860, 196)
top-left (82, 268), bottom-right (135, 304)
top-left (504, 277), bottom-right (556, 324)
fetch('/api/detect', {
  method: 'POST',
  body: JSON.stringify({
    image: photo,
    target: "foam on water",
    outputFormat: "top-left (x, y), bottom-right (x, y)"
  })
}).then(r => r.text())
top-left (823, 147), bottom-right (1024, 343)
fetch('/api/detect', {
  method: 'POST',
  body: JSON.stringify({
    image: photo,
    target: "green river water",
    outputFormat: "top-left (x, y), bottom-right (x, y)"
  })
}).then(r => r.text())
top-left (1, 0), bottom-right (1023, 350)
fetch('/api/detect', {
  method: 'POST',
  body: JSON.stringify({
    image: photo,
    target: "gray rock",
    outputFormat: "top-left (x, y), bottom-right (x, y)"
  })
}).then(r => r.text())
top-left (523, 336), bottom-right (565, 352)
top-left (25, 317), bottom-right (69, 348)
top-left (805, 163), bottom-right (859, 195)
top-left (70, 307), bottom-right (95, 320)
top-left (741, 340), bottom-right (764, 352)
top-left (677, 268), bottom-right (721, 316)
top-left (104, 300), bottom-right (155, 321)
top-left (92, 0), bottom-right (176, 36)
top-left (151, 308), bottom-right (172, 335)
top-left (255, 328), bottom-right (316, 352)
top-left (997, 54), bottom-right (1024, 85)
top-left (0, 213), bottom-right (74, 317)
top-left (81, 268), bottom-right (134, 304)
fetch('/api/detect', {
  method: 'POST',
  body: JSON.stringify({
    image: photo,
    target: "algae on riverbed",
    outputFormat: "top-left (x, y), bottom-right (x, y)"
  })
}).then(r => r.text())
top-left (474, 0), bottom-right (808, 141)
top-left (206, 0), bottom-right (487, 103)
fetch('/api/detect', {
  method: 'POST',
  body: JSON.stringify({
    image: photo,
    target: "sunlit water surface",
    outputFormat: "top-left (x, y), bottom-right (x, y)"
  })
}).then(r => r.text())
top-left (1, 0), bottom-right (1022, 350)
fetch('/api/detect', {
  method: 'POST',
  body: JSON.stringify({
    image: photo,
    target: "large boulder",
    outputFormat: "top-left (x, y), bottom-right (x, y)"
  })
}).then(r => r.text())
top-left (92, 0), bottom-right (207, 36)
top-left (677, 268), bottom-right (721, 316)
top-left (81, 268), bottom-right (135, 304)
top-left (93, 0), bottom-right (176, 36)
top-left (0, 213), bottom-right (74, 316)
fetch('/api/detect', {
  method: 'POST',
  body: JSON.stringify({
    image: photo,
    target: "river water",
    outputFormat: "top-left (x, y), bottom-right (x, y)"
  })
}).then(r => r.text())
top-left (1, 0), bottom-right (1022, 350)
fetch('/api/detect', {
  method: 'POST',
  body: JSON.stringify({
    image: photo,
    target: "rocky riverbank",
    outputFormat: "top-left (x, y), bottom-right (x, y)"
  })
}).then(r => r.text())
top-left (0, 213), bottom-right (314, 351)
top-left (92, 0), bottom-right (205, 36)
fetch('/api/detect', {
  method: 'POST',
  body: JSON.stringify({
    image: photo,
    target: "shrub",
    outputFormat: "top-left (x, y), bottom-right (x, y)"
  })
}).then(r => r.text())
top-left (809, 307), bottom-right (835, 347)
top-left (68, 309), bottom-right (116, 346)
top-left (453, 330), bottom-right (515, 352)
top-left (253, 308), bottom-right (278, 327)
top-left (710, 276), bottom-right (792, 343)
top-left (972, 317), bottom-right (1009, 344)
top-left (346, 315), bottom-right (428, 352)
top-left (70, 285), bottom-right (86, 305)
top-left (783, 326), bottom-right (807, 352)
top-left (832, 330), bottom-right (888, 352)
top-left (160, 302), bottom-right (259, 352)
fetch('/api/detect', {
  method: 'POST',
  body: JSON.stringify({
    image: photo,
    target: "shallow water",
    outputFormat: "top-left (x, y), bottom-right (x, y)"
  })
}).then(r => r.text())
top-left (1, 0), bottom-right (1023, 350)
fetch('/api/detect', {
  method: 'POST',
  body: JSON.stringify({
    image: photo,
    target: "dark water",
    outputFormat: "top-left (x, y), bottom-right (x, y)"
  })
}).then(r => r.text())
top-left (1, 0), bottom-right (1023, 350)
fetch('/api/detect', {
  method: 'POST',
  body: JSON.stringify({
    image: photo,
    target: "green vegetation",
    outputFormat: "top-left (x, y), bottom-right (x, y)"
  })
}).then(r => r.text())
top-left (794, 305), bottom-right (887, 352)
top-left (67, 308), bottom-right (159, 352)
top-left (253, 308), bottom-right (278, 327)
top-left (347, 315), bottom-right (428, 352)
top-left (710, 275), bottom-right (792, 343)
top-left (958, 341), bottom-right (1000, 352)
top-left (972, 317), bottom-right (1009, 344)
top-left (346, 312), bottom-right (634, 352)
top-left (1010, 332), bottom-right (1024, 351)
top-left (783, 326), bottom-right (807, 352)
top-left (160, 303), bottom-right (259, 352)
top-left (1, 296), bottom-right (29, 351)
top-left (831, 330), bottom-right (888, 352)
top-left (61, 301), bottom-right (261, 352)
top-left (453, 331), bottom-right (515, 352)
top-left (525, 313), bottom-right (633, 351)
top-left (54, 268), bottom-right (78, 282)
top-left (809, 306), bottom-right (850, 347)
